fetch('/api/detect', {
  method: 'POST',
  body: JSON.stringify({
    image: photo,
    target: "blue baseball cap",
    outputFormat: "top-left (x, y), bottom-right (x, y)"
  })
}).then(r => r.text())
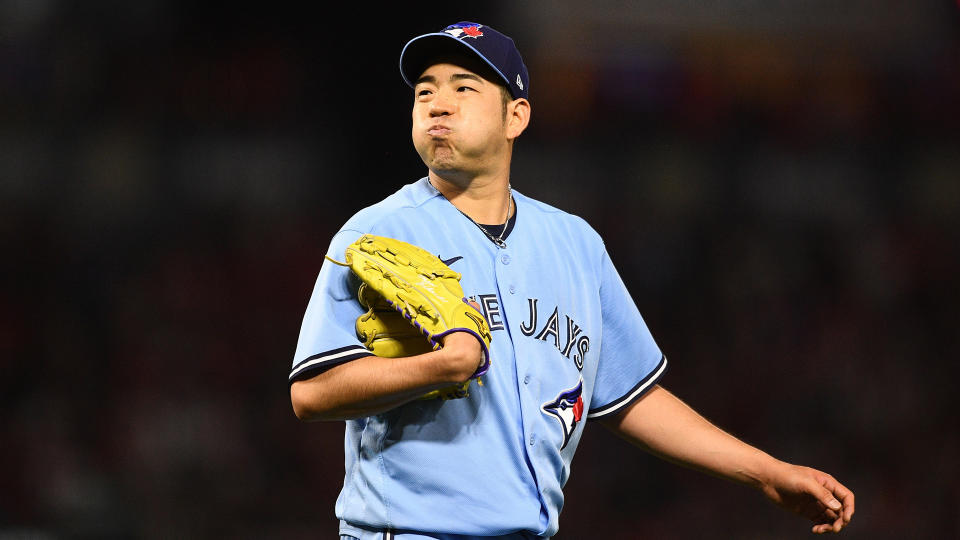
top-left (400, 22), bottom-right (530, 100)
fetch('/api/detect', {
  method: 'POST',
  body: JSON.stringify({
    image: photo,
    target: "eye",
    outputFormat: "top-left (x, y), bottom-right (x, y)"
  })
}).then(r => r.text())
top-left (457, 85), bottom-right (476, 93)
top-left (416, 88), bottom-right (433, 98)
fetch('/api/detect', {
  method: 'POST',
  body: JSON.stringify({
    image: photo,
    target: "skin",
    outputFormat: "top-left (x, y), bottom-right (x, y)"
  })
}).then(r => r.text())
top-left (291, 56), bottom-right (855, 534)
top-left (600, 386), bottom-right (855, 533)
top-left (411, 60), bottom-right (530, 224)
top-left (290, 329), bottom-right (483, 421)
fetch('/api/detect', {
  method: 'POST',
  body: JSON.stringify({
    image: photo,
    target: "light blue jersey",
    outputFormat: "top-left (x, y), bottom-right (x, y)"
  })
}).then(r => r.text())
top-left (292, 178), bottom-right (667, 539)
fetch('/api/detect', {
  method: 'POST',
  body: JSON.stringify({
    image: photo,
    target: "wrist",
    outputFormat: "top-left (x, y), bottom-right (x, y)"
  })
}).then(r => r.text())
top-left (723, 447), bottom-right (780, 491)
top-left (746, 454), bottom-right (789, 492)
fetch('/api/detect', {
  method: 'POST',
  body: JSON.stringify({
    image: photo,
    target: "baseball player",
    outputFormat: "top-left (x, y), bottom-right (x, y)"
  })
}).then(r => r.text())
top-left (290, 21), bottom-right (855, 539)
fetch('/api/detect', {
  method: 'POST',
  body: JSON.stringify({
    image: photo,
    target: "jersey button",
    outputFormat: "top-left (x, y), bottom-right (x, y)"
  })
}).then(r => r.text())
top-left (529, 435), bottom-right (536, 446)
top-left (523, 375), bottom-right (530, 384)
top-left (500, 254), bottom-right (511, 265)
top-left (509, 285), bottom-right (516, 294)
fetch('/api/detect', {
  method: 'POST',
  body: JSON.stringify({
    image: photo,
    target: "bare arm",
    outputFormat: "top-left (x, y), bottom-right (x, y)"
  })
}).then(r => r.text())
top-left (290, 332), bottom-right (482, 421)
top-left (599, 385), bottom-right (855, 534)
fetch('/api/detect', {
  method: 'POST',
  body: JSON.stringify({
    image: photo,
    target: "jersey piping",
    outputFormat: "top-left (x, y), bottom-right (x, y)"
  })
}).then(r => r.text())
top-left (289, 345), bottom-right (374, 383)
top-left (586, 354), bottom-right (668, 418)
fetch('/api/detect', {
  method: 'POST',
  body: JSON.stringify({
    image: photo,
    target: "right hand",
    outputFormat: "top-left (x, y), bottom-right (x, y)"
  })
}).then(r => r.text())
top-left (441, 300), bottom-right (485, 379)
top-left (439, 330), bottom-right (484, 382)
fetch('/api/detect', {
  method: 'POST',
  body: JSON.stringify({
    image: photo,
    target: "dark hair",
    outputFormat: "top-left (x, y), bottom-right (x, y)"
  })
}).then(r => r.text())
top-left (498, 84), bottom-right (512, 122)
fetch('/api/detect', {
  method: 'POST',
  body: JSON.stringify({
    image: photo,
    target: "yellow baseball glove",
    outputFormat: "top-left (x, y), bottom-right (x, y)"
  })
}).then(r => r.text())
top-left (327, 234), bottom-right (492, 399)
top-left (355, 284), bottom-right (474, 400)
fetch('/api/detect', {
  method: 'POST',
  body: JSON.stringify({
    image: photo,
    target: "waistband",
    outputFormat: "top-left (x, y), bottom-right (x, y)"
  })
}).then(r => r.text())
top-left (340, 521), bottom-right (547, 540)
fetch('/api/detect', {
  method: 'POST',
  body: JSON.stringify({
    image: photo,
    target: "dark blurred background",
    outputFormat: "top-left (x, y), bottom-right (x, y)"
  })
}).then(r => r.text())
top-left (2, 2), bottom-right (958, 539)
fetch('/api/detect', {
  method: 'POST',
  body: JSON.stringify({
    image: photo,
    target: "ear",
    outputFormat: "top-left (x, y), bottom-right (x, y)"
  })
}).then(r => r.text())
top-left (505, 98), bottom-right (531, 140)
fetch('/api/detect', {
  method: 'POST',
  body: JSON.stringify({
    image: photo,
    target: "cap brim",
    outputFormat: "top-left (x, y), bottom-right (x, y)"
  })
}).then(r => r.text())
top-left (400, 32), bottom-right (511, 92)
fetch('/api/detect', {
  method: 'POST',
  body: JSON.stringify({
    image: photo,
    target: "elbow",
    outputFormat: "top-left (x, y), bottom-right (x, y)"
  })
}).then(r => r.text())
top-left (291, 401), bottom-right (319, 422)
top-left (290, 380), bottom-right (330, 422)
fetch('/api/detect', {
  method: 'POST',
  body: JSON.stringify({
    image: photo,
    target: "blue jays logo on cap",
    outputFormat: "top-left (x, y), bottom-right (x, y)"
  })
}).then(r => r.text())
top-left (541, 378), bottom-right (585, 450)
top-left (444, 23), bottom-right (485, 39)
top-left (399, 21), bottom-right (530, 100)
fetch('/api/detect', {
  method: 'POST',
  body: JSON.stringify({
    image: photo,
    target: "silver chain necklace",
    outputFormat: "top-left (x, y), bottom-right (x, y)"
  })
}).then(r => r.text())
top-left (451, 184), bottom-right (513, 249)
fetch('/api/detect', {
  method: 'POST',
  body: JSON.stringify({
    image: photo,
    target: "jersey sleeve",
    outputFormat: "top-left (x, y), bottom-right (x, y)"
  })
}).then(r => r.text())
top-left (289, 229), bottom-right (373, 383)
top-left (587, 250), bottom-right (668, 418)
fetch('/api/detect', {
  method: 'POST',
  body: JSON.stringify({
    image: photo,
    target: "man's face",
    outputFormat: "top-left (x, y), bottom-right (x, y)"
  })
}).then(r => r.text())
top-left (411, 62), bottom-right (510, 180)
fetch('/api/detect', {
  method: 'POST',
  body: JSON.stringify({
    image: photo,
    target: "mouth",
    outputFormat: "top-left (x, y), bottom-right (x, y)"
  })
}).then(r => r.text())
top-left (427, 125), bottom-right (452, 137)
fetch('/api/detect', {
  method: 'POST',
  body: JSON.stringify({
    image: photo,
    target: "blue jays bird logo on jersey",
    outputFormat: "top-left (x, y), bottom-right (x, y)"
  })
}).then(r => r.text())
top-left (541, 378), bottom-right (585, 450)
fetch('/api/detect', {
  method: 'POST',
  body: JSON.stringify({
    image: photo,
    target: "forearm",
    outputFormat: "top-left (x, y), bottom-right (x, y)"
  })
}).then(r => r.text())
top-left (291, 335), bottom-right (479, 421)
top-left (599, 385), bottom-right (782, 489)
top-left (601, 385), bottom-right (855, 533)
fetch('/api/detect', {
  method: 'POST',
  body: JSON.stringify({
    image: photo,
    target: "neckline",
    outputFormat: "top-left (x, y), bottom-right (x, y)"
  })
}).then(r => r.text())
top-left (424, 178), bottom-right (519, 247)
top-left (477, 202), bottom-right (518, 243)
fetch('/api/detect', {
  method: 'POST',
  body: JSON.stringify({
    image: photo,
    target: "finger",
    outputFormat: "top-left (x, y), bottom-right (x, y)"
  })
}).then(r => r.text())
top-left (832, 512), bottom-right (846, 532)
top-left (833, 482), bottom-right (856, 524)
top-left (811, 478), bottom-right (844, 515)
top-left (812, 519), bottom-right (843, 535)
top-left (821, 475), bottom-right (856, 524)
top-left (824, 508), bottom-right (845, 533)
top-left (818, 507), bottom-right (847, 534)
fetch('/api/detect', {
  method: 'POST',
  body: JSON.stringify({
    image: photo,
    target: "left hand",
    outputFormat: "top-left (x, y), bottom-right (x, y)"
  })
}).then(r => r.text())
top-left (760, 462), bottom-right (855, 534)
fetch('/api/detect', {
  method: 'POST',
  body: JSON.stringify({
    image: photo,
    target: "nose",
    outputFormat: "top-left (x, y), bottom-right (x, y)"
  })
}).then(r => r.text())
top-left (429, 89), bottom-right (455, 117)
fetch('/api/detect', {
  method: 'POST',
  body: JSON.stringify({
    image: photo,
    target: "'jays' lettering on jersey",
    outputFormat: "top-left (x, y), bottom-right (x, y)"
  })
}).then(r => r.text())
top-left (292, 178), bottom-right (667, 538)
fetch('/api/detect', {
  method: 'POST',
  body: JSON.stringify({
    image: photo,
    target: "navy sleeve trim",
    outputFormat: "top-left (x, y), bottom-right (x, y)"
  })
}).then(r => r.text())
top-left (288, 345), bottom-right (373, 383)
top-left (587, 354), bottom-right (668, 419)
